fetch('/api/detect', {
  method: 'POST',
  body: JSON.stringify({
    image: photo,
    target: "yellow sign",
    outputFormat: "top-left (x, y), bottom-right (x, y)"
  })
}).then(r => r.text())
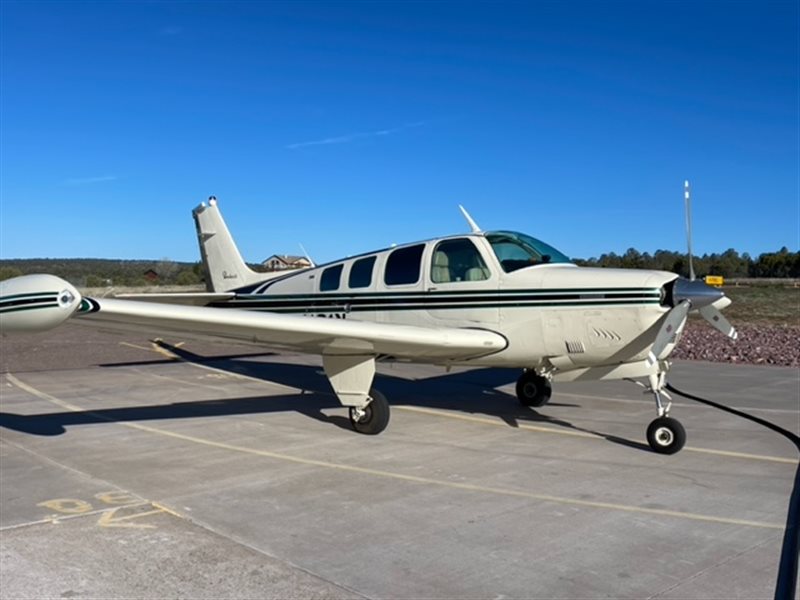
top-left (705, 275), bottom-right (724, 287)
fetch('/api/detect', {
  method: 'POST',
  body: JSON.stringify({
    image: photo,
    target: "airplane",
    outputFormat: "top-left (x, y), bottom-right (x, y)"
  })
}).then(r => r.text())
top-left (0, 183), bottom-right (737, 454)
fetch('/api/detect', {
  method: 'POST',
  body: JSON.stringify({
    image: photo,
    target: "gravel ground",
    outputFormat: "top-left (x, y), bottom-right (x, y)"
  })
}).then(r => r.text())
top-left (673, 321), bottom-right (800, 367)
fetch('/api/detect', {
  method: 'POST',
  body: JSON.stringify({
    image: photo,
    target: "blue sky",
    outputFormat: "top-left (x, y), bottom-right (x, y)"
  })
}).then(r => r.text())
top-left (1, 0), bottom-right (797, 263)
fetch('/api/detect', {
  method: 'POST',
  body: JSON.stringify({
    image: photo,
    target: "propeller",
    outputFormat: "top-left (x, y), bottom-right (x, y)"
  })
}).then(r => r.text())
top-left (647, 300), bottom-right (690, 366)
top-left (699, 305), bottom-right (738, 340)
top-left (648, 181), bottom-right (737, 364)
top-left (685, 180), bottom-right (695, 281)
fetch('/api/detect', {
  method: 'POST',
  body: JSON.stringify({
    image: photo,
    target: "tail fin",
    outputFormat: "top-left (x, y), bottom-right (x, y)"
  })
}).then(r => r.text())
top-left (192, 198), bottom-right (266, 292)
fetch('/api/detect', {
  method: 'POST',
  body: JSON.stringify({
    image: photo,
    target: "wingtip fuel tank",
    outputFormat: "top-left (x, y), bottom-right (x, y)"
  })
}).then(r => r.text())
top-left (0, 274), bottom-right (82, 334)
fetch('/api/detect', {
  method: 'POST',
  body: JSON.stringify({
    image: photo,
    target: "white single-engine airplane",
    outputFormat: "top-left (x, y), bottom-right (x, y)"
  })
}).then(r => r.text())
top-left (1, 183), bottom-right (736, 454)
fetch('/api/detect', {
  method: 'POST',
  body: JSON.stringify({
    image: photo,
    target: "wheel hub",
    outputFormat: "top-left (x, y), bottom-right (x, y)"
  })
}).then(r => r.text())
top-left (350, 406), bottom-right (368, 422)
top-left (655, 426), bottom-right (673, 446)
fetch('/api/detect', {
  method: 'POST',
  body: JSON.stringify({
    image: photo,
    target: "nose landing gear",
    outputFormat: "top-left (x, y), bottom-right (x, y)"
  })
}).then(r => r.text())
top-left (639, 372), bottom-right (686, 454)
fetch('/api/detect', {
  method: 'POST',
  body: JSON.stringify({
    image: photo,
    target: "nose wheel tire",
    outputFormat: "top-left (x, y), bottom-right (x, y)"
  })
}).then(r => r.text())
top-left (349, 389), bottom-right (390, 435)
top-left (646, 416), bottom-right (686, 454)
top-left (516, 372), bottom-right (552, 407)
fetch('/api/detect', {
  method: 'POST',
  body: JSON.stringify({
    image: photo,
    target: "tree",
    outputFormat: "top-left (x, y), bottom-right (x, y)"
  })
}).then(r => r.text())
top-left (0, 266), bottom-right (22, 281)
top-left (176, 269), bottom-right (200, 285)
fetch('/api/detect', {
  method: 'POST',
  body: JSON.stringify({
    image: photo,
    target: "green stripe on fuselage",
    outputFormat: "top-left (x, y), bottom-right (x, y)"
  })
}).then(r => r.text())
top-left (0, 302), bottom-right (59, 314)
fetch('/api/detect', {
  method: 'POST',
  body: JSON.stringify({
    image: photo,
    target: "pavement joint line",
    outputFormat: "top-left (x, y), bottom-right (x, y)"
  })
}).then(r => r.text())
top-left (5, 372), bottom-right (785, 531)
top-left (0, 435), bottom-right (153, 493)
top-left (643, 533), bottom-right (782, 599)
top-left (146, 342), bottom-right (303, 394)
top-left (394, 405), bottom-right (799, 464)
top-left (131, 366), bottom-right (233, 391)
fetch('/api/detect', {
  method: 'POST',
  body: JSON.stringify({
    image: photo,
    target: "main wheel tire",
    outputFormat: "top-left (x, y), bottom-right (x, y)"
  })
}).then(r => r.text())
top-left (646, 417), bottom-right (686, 454)
top-left (349, 389), bottom-right (390, 435)
top-left (515, 371), bottom-right (552, 407)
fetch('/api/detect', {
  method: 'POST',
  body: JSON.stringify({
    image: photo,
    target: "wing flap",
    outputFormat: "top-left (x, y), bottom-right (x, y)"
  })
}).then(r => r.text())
top-left (76, 297), bottom-right (507, 360)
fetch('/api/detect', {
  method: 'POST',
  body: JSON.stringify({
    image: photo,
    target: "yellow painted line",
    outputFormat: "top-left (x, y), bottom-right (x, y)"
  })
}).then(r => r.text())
top-left (149, 341), bottom-right (182, 360)
top-left (5, 372), bottom-right (785, 531)
top-left (684, 446), bottom-right (797, 463)
top-left (151, 501), bottom-right (184, 519)
top-left (564, 391), bottom-right (800, 415)
top-left (397, 405), bottom-right (596, 439)
top-left (119, 341), bottom-right (156, 352)
top-left (395, 405), bottom-right (798, 465)
top-left (115, 343), bottom-right (800, 466)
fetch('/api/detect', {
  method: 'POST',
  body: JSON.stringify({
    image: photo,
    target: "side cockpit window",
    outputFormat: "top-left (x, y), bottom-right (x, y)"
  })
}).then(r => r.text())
top-left (486, 231), bottom-right (571, 273)
top-left (385, 244), bottom-right (425, 286)
top-left (320, 264), bottom-right (343, 291)
top-left (431, 238), bottom-right (490, 283)
top-left (349, 256), bottom-right (376, 289)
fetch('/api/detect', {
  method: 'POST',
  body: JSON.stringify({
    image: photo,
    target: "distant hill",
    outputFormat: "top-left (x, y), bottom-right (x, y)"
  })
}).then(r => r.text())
top-left (0, 258), bottom-right (269, 286)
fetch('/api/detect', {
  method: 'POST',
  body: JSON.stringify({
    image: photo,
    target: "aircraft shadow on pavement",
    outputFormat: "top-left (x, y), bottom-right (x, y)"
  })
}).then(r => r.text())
top-left (0, 392), bottom-right (351, 436)
top-left (0, 343), bottom-right (649, 452)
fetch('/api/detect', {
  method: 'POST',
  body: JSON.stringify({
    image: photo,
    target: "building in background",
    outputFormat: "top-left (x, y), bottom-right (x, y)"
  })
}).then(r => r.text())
top-left (261, 255), bottom-right (312, 271)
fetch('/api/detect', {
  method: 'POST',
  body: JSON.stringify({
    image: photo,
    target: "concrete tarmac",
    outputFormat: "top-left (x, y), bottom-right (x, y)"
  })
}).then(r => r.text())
top-left (1, 324), bottom-right (798, 599)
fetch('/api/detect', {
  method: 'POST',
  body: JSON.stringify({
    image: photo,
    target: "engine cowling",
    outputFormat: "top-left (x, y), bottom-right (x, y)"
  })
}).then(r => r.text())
top-left (0, 274), bottom-right (82, 334)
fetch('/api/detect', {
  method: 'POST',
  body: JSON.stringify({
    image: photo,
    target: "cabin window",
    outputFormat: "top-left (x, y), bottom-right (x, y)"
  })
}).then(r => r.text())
top-left (349, 256), bottom-right (376, 289)
top-left (431, 238), bottom-right (490, 283)
top-left (320, 264), bottom-right (343, 291)
top-left (384, 244), bottom-right (425, 286)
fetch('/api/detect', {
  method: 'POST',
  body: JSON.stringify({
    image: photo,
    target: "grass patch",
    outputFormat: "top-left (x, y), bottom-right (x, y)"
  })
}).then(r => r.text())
top-left (719, 285), bottom-right (800, 325)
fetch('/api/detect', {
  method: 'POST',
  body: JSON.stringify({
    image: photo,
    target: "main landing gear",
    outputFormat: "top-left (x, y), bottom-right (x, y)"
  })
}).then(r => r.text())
top-left (322, 353), bottom-right (390, 436)
top-left (348, 389), bottom-right (390, 435)
top-left (515, 370), bottom-right (552, 407)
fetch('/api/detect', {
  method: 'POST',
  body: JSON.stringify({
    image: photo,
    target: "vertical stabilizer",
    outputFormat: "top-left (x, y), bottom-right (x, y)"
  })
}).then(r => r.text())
top-left (192, 198), bottom-right (266, 292)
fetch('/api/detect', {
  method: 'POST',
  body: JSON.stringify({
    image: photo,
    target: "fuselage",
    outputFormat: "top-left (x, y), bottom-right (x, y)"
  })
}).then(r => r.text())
top-left (213, 231), bottom-right (678, 370)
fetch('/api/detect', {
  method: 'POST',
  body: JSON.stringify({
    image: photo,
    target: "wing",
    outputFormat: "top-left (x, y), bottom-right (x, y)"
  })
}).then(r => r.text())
top-left (1, 275), bottom-right (506, 411)
top-left (76, 297), bottom-right (507, 361)
top-left (113, 292), bottom-right (235, 306)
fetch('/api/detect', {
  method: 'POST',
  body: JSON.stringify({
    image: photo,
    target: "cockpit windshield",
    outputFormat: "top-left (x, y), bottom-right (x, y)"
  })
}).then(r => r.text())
top-left (486, 231), bottom-right (572, 273)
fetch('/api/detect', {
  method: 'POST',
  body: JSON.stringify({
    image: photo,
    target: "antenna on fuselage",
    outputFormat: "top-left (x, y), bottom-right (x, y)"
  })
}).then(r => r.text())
top-left (684, 180), bottom-right (695, 281)
top-left (299, 243), bottom-right (315, 268)
top-left (458, 205), bottom-right (482, 233)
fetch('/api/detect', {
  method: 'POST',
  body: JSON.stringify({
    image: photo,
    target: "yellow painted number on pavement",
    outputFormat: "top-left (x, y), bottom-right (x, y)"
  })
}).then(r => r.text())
top-left (37, 498), bottom-right (93, 514)
top-left (94, 491), bottom-right (139, 505)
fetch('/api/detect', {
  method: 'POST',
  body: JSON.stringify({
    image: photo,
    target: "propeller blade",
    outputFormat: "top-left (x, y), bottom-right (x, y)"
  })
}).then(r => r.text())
top-left (699, 305), bottom-right (738, 340)
top-left (647, 300), bottom-right (691, 366)
top-left (684, 180), bottom-right (695, 281)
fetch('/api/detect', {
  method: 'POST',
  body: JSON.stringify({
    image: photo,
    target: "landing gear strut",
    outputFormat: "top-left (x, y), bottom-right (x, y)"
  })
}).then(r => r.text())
top-left (349, 389), bottom-right (390, 435)
top-left (516, 371), bottom-right (552, 407)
